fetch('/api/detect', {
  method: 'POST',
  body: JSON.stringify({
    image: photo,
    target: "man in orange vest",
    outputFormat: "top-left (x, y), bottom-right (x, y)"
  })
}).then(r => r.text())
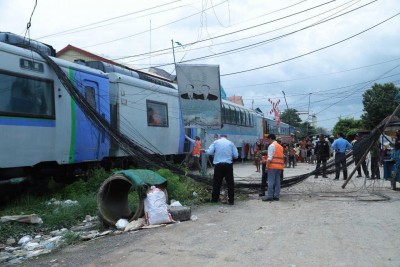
top-left (262, 134), bottom-right (284, 202)
top-left (185, 135), bottom-right (202, 172)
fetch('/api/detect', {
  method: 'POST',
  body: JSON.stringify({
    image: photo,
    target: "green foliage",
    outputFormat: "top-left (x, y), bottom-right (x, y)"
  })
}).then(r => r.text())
top-left (332, 117), bottom-right (363, 138)
top-left (297, 121), bottom-right (316, 139)
top-left (62, 168), bottom-right (111, 199)
top-left (156, 169), bottom-right (209, 205)
top-left (157, 169), bottom-right (191, 202)
top-left (280, 108), bottom-right (302, 127)
top-left (361, 83), bottom-right (400, 129)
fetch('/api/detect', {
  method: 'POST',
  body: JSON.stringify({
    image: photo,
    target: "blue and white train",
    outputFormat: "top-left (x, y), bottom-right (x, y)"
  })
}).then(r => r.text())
top-left (1, 32), bottom-right (277, 193)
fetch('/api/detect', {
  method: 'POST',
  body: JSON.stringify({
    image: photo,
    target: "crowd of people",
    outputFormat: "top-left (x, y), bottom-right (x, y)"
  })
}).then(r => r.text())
top-left (183, 131), bottom-right (395, 205)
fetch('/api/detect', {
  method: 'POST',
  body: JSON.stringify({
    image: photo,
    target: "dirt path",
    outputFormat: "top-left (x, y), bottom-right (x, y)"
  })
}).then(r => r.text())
top-left (23, 163), bottom-right (400, 267)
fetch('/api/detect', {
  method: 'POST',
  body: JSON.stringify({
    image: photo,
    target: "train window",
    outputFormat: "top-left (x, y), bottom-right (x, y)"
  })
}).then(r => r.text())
top-left (0, 71), bottom-right (55, 119)
top-left (146, 100), bottom-right (168, 127)
top-left (234, 107), bottom-right (239, 125)
top-left (226, 105), bottom-right (233, 124)
top-left (222, 104), bottom-right (227, 124)
top-left (249, 113), bottom-right (253, 127)
top-left (84, 86), bottom-right (96, 110)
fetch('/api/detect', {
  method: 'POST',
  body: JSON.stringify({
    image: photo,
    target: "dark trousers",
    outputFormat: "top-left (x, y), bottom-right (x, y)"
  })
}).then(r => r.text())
top-left (260, 163), bottom-right (267, 193)
top-left (370, 156), bottom-right (380, 179)
top-left (212, 163), bottom-right (234, 204)
top-left (315, 156), bottom-right (327, 176)
top-left (355, 156), bottom-right (369, 177)
top-left (335, 153), bottom-right (347, 179)
top-left (288, 155), bottom-right (295, 168)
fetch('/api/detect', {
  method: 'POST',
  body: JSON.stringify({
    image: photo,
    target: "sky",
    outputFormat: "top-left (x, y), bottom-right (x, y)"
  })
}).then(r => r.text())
top-left (1, 0), bottom-right (399, 131)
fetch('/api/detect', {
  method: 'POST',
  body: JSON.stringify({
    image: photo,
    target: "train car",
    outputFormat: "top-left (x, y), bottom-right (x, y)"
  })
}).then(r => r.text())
top-left (191, 101), bottom-right (263, 157)
top-left (0, 36), bottom-right (111, 191)
top-left (263, 117), bottom-right (293, 144)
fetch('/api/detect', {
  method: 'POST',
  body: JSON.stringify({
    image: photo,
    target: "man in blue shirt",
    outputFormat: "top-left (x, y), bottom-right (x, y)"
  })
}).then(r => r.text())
top-left (204, 134), bottom-right (239, 205)
top-left (331, 132), bottom-right (353, 180)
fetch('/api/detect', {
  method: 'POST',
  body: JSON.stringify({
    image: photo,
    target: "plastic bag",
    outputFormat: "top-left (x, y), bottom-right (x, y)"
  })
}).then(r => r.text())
top-left (115, 218), bottom-right (129, 230)
top-left (144, 186), bottom-right (173, 225)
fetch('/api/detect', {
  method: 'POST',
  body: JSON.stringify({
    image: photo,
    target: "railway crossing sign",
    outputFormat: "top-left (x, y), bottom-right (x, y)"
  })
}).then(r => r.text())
top-left (268, 98), bottom-right (280, 126)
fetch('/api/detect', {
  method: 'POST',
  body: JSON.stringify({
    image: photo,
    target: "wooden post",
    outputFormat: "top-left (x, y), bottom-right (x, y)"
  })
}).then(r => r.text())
top-left (342, 103), bottom-right (400, 188)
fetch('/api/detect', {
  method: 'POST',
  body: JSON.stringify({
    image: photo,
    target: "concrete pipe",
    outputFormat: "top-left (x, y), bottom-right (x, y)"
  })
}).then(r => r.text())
top-left (97, 174), bottom-right (145, 227)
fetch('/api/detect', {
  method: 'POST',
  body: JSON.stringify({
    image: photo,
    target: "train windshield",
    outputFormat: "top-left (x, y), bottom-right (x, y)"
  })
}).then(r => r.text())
top-left (0, 71), bottom-right (55, 119)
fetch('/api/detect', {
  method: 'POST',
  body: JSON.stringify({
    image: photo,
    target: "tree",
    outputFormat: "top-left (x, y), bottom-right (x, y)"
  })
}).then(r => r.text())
top-left (332, 118), bottom-right (363, 138)
top-left (297, 121), bottom-right (316, 139)
top-left (280, 108), bottom-right (302, 127)
top-left (361, 83), bottom-right (400, 129)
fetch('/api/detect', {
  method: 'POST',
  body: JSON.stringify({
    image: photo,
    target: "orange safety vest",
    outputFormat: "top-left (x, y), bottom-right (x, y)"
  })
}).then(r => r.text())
top-left (192, 140), bottom-right (201, 156)
top-left (269, 141), bottom-right (284, 170)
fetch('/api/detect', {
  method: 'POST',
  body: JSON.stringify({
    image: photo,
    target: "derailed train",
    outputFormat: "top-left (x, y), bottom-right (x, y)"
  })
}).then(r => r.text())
top-left (0, 32), bottom-right (292, 193)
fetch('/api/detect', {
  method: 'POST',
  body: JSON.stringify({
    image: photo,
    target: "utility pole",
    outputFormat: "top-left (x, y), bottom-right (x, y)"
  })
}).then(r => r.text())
top-left (171, 39), bottom-right (177, 65)
top-left (282, 91), bottom-right (289, 109)
top-left (306, 93), bottom-right (312, 137)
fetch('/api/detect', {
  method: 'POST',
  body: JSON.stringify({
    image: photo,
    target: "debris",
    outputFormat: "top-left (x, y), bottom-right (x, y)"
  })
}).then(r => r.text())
top-left (115, 219), bottom-right (129, 230)
top-left (1, 214), bottom-right (43, 224)
top-left (169, 206), bottom-right (191, 222)
top-left (144, 186), bottom-right (173, 225)
top-left (18, 236), bottom-right (32, 245)
top-left (124, 218), bottom-right (145, 232)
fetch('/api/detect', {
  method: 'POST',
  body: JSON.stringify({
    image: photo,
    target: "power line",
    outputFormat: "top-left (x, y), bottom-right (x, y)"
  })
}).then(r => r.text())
top-left (36, 0), bottom-right (184, 39)
top-left (221, 11), bottom-right (399, 76)
top-left (139, 0), bottom-right (378, 70)
top-left (225, 57), bottom-right (400, 90)
top-left (118, 0), bottom-right (359, 64)
top-left (82, 0), bottom-right (229, 49)
top-left (117, 0), bottom-right (337, 63)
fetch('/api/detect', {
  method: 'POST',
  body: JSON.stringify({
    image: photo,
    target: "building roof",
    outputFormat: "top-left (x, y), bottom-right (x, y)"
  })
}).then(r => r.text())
top-left (56, 44), bottom-right (174, 83)
top-left (227, 96), bottom-right (244, 106)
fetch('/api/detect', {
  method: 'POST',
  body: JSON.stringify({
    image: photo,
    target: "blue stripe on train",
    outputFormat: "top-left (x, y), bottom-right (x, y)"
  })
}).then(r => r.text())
top-left (0, 117), bottom-right (55, 127)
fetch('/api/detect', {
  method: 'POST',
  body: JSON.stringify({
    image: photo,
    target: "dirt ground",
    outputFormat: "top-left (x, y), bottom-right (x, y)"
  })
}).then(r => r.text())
top-left (23, 162), bottom-right (400, 267)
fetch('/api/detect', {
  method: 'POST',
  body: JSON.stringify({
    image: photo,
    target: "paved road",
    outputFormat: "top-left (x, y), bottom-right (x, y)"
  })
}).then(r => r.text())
top-left (25, 162), bottom-right (400, 267)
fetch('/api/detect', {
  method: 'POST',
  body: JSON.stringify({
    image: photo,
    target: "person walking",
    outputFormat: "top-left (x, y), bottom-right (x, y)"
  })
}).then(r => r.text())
top-left (204, 134), bottom-right (238, 205)
top-left (184, 135), bottom-right (202, 173)
top-left (253, 141), bottom-right (262, 172)
top-left (331, 132), bottom-right (353, 180)
top-left (262, 134), bottom-right (284, 201)
top-left (369, 140), bottom-right (381, 179)
top-left (288, 145), bottom-right (296, 168)
top-left (259, 150), bottom-right (268, 197)
top-left (352, 133), bottom-right (370, 178)
top-left (314, 134), bottom-right (330, 178)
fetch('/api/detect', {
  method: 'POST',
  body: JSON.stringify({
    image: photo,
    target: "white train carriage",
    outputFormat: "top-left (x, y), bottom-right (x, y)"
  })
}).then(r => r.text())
top-left (106, 71), bottom-right (185, 157)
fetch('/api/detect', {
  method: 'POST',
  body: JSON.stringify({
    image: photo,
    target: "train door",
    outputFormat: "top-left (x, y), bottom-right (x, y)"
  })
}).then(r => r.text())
top-left (69, 76), bottom-right (109, 163)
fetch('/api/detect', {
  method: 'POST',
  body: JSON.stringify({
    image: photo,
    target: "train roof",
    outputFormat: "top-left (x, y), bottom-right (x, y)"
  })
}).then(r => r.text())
top-left (0, 32), bottom-right (56, 56)
top-left (85, 60), bottom-right (176, 89)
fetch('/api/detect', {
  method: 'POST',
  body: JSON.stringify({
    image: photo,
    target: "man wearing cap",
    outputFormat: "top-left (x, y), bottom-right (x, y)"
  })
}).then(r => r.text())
top-left (352, 133), bottom-right (370, 178)
top-left (204, 134), bottom-right (238, 205)
top-left (331, 132), bottom-right (353, 180)
top-left (263, 134), bottom-right (284, 201)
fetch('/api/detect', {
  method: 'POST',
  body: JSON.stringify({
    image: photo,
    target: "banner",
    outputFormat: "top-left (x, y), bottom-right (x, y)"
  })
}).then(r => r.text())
top-left (176, 64), bottom-right (222, 129)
